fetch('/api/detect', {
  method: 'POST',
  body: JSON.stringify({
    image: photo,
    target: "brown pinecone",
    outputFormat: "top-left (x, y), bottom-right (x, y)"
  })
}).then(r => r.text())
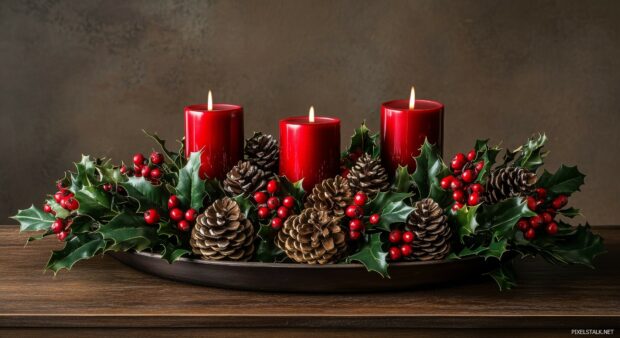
top-left (190, 197), bottom-right (256, 261)
top-left (485, 167), bottom-right (537, 204)
top-left (275, 208), bottom-right (347, 264)
top-left (347, 153), bottom-right (389, 197)
top-left (245, 132), bottom-right (279, 174)
top-left (407, 198), bottom-right (451, 261)
top-left (304, 175), bottom-right (353, 217)
top-left (223, 161), bottom-right (270, 196)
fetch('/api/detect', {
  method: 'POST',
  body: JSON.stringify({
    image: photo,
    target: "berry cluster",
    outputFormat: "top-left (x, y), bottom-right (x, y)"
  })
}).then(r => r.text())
top-left (125, 152), bottom-right (164, 184)
top-left (344, 192), bottom-right (380, 241)
top-left (441, 149), bottom-right (485, 211)
top-left (387, 228), bottom-right (415, 261)
top-left (517, 188), bottom-right (568, 240)
top-left (43, 182), bottom-right (80, 241)
top-left (254, 180), bottom-right (296, 230)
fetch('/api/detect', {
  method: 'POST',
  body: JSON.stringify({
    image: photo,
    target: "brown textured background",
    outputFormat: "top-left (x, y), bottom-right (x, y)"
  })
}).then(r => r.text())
top-left (1, 0), bottom-right (619, 224)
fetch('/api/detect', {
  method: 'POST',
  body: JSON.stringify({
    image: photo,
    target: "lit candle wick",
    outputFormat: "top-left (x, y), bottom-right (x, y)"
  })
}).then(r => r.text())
top-left (309, 106), bottom-right (315, 122)
top-left (208, 90), bottom-right (213, 111)
top-left (409, 86), bottom-right (415, 110)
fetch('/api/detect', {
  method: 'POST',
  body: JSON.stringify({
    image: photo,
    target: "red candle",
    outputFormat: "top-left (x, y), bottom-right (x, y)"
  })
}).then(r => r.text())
top-left (185, 91), bottom-right (243, 179)
top-left (380, 87), bottom-right (444, 175)
top-left (279, 107), bottom-right (341, 191)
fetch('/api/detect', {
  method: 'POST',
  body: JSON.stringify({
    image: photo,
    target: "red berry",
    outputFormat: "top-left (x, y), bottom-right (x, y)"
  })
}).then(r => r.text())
top-left (389, 246), bottom-right (402, 261)
top-left (150, 152), bottom-right (164, 165)
top-left (133, 165), bottom-right (142, 177)
top-left (388, 230), bottom-right (402, 243)
top-left (474, 161), bottom-right (484, 172)
top-left (402, 231), bottom-right (414, 243)
top-left (282, 196), bottom-right (295, 208)
top-left (150, 168), bottom-right (162, 180)
top-left (177, 220), bottom-right (190, 232)
top-left (133, 153), bottom-right (145, 166)
top-left (546, 222), bottom-right (558, 235)
top-left (535, 188), bottom-right (547, 200)
top-left (466, 149), bottom-right (476, 161)
top-left (450, 179), bottom-right (463, 190)
top-left (541, 212), bottom-right (553, 224)
top-left (168, 195), bottom-right (180, 209)
top-left (527, 196), bottom-right (538, 211)
top-left (64, 197), bottom-right (79, 211)
top-left (400, 244), bottom-right (413, 257)
top-left (524, 228), bottom-right (536, 240)
top-left (43, 204), bottom-right (53, 213)
top-left (144, 209), bottom-right (160, 225)
top-left (169, 208), bottom-right (184, 222)
top-left (276, 206), bottom-right (289, 219)
top-left (341, 168), bottom-right (350, 177)
top-left (349, 219), bottom-right (363, 231)
top-left (267, 180), bottom-right (279, 194)
top-left (517, 219), bottom-right (529, 232)
top-left (184, 209), bottom-right (198, 222)
top-left (120, 165), bottom-right (128, 174)
top-left (546, 208), bottom-right (557, 217)
top-left (271, 217), bottom-right (283, 230)
top-left (369, 213), bottom-right (380, 225)
top-left (103, 183), bottom-right (113, 192)
top-left (470, 183), bottom-right (484, 193)
top-left (467, 192), bottom-right (480, 206)
top-left (267, 197), bottom-right (280, 210)
top-left (54, 190), bottom-right (68, 203)
top-left (452, 202), bottom-right (464, 212)
top-left (440, 176), bottom-right (454, 190)
top-left (461, 169), bottom-right (475, 183)
top-left (257, 207), bottom-right (270, 219)
top-left (451, 153), bottom-right (467, 170)
top-left (345, 205), bottom-right (363, 218)
top-left (349, 230), bottom-right (361, 240)
top-left (552, 195), bottom-right (568, 210)
top-left (51, 219), bottom-right (64, 234)
top-left (141, 166), bottom-right (151, 179)
top-left (253, 191), bottom-right (268, 204)
top-left (453, 189), bottom-right (465, 203)
top-left (530, 215), bottom-right (544, 229)
top-left (56, 231), bottom-right (69, 241)
top-left (353, 192), bottom-right (368, 206)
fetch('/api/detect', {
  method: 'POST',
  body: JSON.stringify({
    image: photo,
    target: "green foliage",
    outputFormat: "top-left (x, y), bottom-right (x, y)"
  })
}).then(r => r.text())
top-left (255, 224), bottom-right (286, 262)
top-left (558, 207), bottom-right (581, 218)
top-left (277, 176), bottom-right (306, 211)
top-left (346, 233), bottom-right (389, 277)
top-left (412, 140), bottom-right (451, 206)
top-left (143, 130), bottom-right (186, 170)
top-left (121, 177), bottom-right (168, 213)
top-left (513, 134), bottom-right (549, 171)
top-left (537, 165), bottom-right (585, 196)
top-left (70, 155), bottom-right (98, 191)
top-left (453, 205), bottom-right (480, 241)
top-left (476, 197), bottom-right (537, 240)
top-left (75, 186), bottom-right (115, 219)
top-left (391, 165), bottom-right (413, 193)
top-left (45, 198), bottom-right (70, 219)
top-left (486, 262), bottom-right (518, 291)
top-left (46, 233), bottom-right (106, 273)
top-left (365, 191), bottom-right (414, 231)
top-left (175, 152), bottom-right (207, 211)
top-left (11, 205), bottom-right (56, 232)
top-left (341, 122), bottom-right (380, 164)
top-left (98, 213), bottom-right (158, 252)
top-left (160, 243), bottom-right (191, 263)
top-left (473, 139), bottom-right (501, 184)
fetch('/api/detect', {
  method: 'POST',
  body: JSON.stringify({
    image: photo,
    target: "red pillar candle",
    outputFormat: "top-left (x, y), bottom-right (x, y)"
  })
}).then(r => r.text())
top-left (380, 87), bottom-right (444, 175)
top-left (185, 91), bottom-right (244, 179)
top-left (279, 107), bottom-right (340, 191)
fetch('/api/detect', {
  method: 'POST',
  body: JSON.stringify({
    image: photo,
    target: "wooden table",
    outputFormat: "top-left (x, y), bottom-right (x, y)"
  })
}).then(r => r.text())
top-left (1, 226), bottom-right (618, 337)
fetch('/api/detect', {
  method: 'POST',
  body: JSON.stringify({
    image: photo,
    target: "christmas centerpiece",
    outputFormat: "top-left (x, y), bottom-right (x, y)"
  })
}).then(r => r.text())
top-left (12, 89), bottom-right (605, 291)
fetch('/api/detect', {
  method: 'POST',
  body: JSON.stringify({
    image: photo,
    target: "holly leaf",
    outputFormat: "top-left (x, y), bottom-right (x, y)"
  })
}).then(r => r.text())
top-left (486, 262), bottom-right (517, 291)
top-left (559, 207), bottom-right (581, 218)
top-left (454, 204), bottom-right (480, 241)
top-left (27, 230), bottom-right (53, 242)
top-left (346, 233), bottom-right (389, 277)
top-left (121, 177), bottom-right (168, 212)
top-left (412, 140), bottom-right (450, 199)
top-left (175, 152), bottom-right (207, 211)
top-left (142, 130), bottom-right (182, 170)
top-left (70, 155), bottom-right (98, 191)
top-left (45, 198), bottom-right (70, 219)
top-left (204, 178), bottom-right (225, 203)
top-left (450, 238), bottom-right (508, 260)
top-left (277, 176), bottom-right (305, 210)
top-left (536, 165), bottom-right (585, 196)
top-left (11, 205), bottom-right (56, 232)
top-left (365, 191), bottom-right (413, 231)
top-left (70, 216), bottom-right (95, 234)
top-left (233, 195), bottom-right (255, 219)
top-left (255, 224), bottom-right (286, 262)
top-left (472, 139), bottom-right (501, 184)
top-left (98, 213), bottom-right (159, 252)
top-left (391, 165), bottom-right (413, 193)
top-left (342, 121), bottom-right (380, 159)
top-left (514, 134), bottom-right (548, 171)
top-left (477, 197), bottom-right (536, 240)
top-left (75, 186), bottom-right (114, 219)
top-left (160, 243), bottom-right (191, 263)
top-left (46, 233), bottom-right (106, 273)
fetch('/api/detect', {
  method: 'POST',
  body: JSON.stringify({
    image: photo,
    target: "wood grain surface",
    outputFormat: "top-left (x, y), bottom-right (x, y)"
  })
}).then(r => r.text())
top-left (0, 226), bottom-right (618, 330)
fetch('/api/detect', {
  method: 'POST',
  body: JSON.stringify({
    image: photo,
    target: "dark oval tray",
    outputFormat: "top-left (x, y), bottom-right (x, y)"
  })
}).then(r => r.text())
top-left (111, 251), bottom-right (499, 293)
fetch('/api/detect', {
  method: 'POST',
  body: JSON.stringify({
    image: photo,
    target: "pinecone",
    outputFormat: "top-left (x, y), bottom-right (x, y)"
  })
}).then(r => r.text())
top-left (190, 197), bottom-right (256, 261)
top-left (304, 175), bottom-right (353, 217)
top-left (275, 208), bottom-right (347, 264)
top-left (244, 132), bottom-right (279, 174)
top-left (347, 153), bottom-right (389, 197)
top-left (407, 198), bottom-right (451, 261)
top-left (485, 167), bottom-right (537, 204)
top-left (223, 161), bottom-right (270, 196)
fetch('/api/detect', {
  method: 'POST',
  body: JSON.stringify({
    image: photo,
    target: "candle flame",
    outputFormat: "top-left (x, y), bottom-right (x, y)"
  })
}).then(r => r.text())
top-left (409, 86), bottom-right (415, 110)
top-left (309, 106), bottom-right (315, 122)
top-left (208, 90), bottom-right (213, 111)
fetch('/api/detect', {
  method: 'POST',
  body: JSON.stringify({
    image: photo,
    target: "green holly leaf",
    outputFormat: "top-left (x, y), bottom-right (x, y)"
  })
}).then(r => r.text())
top-left (233, 195), bottom-right (255, 219)
top-left (175, 152), bottom-right (207, 211)
top-left (365, 191), bottom-right (414, 231)
top-left (277, 176), bottom-right (305, 210)
top-left (70, 155), bottom-right (98, 191)
top-left (121, 177), bottom-right (168, 212)
top-left (346, 233), bottom-right (389, 277)
top-left (558, 207), bottom-right (581, 218)
top-left (472, 139), bottom-right (501, 183)
top-left (536, 165), bottom-right (585, 196)
top-left (342, 121), bottom-right (380, 160)
top-left (45, 198), bottom-right (70, 219)
top-left (476, 197), bottom-right (536, 240)
top-left (11, 205), bottom-right (56, 232)
top-left (454, 204), bottom-right (480, 241)
top-left (486, 262), bottom-right (517, 291)
top-left (412, 140), bottom-right (450, 200)
top-left (46, 233), bottom-right (106, 273)
top-left (514, 133), bottom-right (548, 171)
top-left (255, 224), bottom-right (286, 262)
top-left (75, 186), bottom-right (114, 219)
top-left (97, 161), bottom-right (126, 185)
top-left (98, 213), bottom-right (159, 252)
top-left (70, 216), bottom-right (96, 234)
top-left (27, 230), bottom-right (54, 242)
top-left (160, 242), bottom-right (191, 263)
top-left (157, 222), bottom-right (178, 239)
top-left (450, 238), bottom-right (508, 260)
top-left (142, 130), bottom-right (183, 170)
top-left (391, 165), bottom-right (413, 193)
